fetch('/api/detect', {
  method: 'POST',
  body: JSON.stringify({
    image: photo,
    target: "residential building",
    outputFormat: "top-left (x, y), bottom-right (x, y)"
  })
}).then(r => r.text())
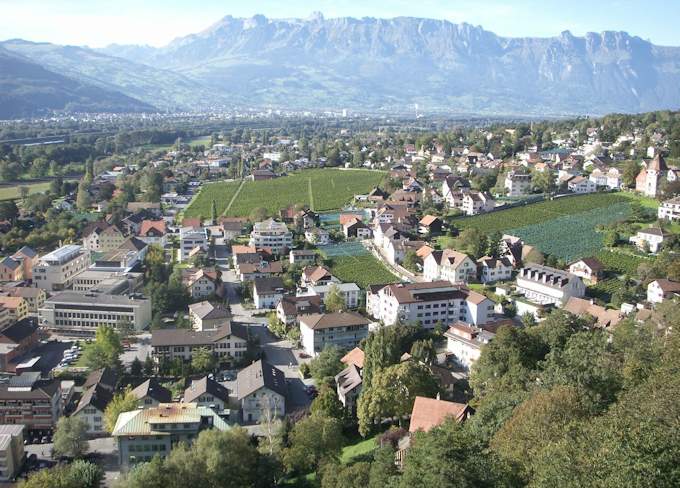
top-left (659, 196), bottom-right (680, 221)
top-left (249, 219), bottom-right (292, 255)
top-left (305, 227), bottom-right (330, 245)
top-left (10, 246), bottom-right (38, 280)
top-left (91, 237), bottom-right (148, 273)
top-left (113, 403), bottom-right (230, 469)
top-left (182, 269), bottom-right (221, 300)
top-left (151, 322), bottom-right (249, 367)
top-left (0, 318), bottom-right (40, 373)
top-left (0, 373), bottom-right (61, 433)
top-left (299, 312), bottom-right (370, 357)
top-left (236, 360), bottom-right (286, 423)
top-left (515, 264), bottom-right (586, 305)
top-left (0, 425), bottom-right (24, 481)
top-left (0, 258), bottom-right (23, 283)
top-left (276, 295), bottom-right (322, 326)
top-left (188, 301), bottom-right (230, 331)
top-left (238, 260), bottom-right (284, 282)
top-left (83, 367), bottom-right (118, 392)
top-left (183, 376), bottom-right (230, 413)
top-left (567, 175), bottom-right (597, 193)
top-left (179, 227), bottom-right (208, 262)
top-left (647, 279), bottom-right (680, 304)
top-left (335, 364), bottom-right (362, 414)
top-left (138, 220), bottom-right (168, 247)
top-left (589, 167), bottom-right (622, 189)
top-left (253, 277), bottom-right (286, 309)
top-left (504, 172), bottom-right (531, 196)
top-left (33, 245), bottom-right (91, 292)
top-left (289, 250), bottom-right (317, 266)
top-left (0, 286), bottom-right (46, 314)
top-left (131, 378), bottom-right (172, 407)
top-left (629, 227), bottom-right (666, 253)
top-left (0, 297), bottom-right (27, 322)
top-left (0, 307), bottom-right (9, 330)
top-left (297, 282), bottom-right (361, 309)
top-left (343, 218), bottom-right (372, 239)
top-left (568, 258), bottom-right (604, 284)
top-left (300, 266), bottom-right (339, 288)
top-left (563, 297), bottom-right (624, 328)
top-left (340, 347), bottom-right (365, 369)
top-left (367, 281), bottom-right (494, 328)
top-left (477, 256), bottom-right (513, 283)
top-left (423, 249), bottom-right (476, 284)
top-left (445, 322), bottom-right (495, 370)
top-left (72, 383), bottom-right (112, 435)
top-left (82, 222), bottom-right (126, 253)
top-left (220, 220), bottom-right (245, 241)
top-left (38, 290), bottom-right (152, 335)
top-left (418, 215), bottom-right (443, 236)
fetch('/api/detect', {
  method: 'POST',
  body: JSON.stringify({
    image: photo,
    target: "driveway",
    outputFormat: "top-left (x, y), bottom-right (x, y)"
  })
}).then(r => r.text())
top-left (120, 333), bottom-right (152, 367)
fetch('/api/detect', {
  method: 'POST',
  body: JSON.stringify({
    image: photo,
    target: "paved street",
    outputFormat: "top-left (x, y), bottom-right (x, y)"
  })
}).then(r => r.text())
top-left (120, 333), bottom-right (152, 367)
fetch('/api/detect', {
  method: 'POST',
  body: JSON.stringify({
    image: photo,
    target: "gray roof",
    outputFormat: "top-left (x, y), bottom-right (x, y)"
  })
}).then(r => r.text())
top-left (74, 383), bottom-right (113, 415)
top-left (84, 367), bottom-right (118, 391)
top-left (184, 376), bottom-right (230, 403)
top-left (300, 311), bottom-right (370, 330)
top-left (151, 322), bottom-right (248, 347)
top-left (253, 277), bottom-right (285, 294)
top-left (237, 360), bottom-right (287, 400)
top-left (188, 301), bottom-right (229, 321)
top-left (131, 378), bottom-right (172, 403)
top-left (335, 364), bottom-right (362, 395)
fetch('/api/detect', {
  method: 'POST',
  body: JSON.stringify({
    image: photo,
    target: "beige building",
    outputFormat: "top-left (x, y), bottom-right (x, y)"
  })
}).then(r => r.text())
top-left (0, 286), bottom-right (46, 314)
top-left (33, 245), bottom-right (91, 292)
top-left (82, 222), bottom-right (126, 253)
top-left (0, 297), bottom-right (28, 322)
top-left (188, 301), bottom-right (230, 331)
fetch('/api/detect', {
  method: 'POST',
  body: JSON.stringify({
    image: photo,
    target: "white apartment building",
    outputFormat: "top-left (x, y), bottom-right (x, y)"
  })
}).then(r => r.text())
top-left (477, 257), bottom-right (513, 283)
top-left (629, 227), bottom-right (666, 253)
top-left (515, 264), bottom-right (585, 305)
top-left (423, 249), bottom-right (476, 284)
top-left (32, 245), bottom-right (91, 292)
top-left (460, 192), bottom-right (495, 216)
top-left (299, 312), bottom-right (370, 357)
top-left (179, 227), bottom-right (208, 262)
top-left (297, 282), bottom-right (361, 309)
top-left (249, 219), bottom-right (293, 255)
top-left (38, 291), bottom-right (152, 335)
top-left (567, 176), bottom-right (597, 193)
top-left (504, 172), bottom-right (531, 197)
top-left (367, 281), bottom-right (494, 328)
top-left (658, 197), bottom-right (680, 222)
top-left (445, 322), bottom-right (496, 371)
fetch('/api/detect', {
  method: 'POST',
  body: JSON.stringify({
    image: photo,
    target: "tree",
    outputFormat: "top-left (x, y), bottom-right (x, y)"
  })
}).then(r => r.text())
top-left (21, 461), bottom-right (103, 488)
top-left (104, 388), bottom-right (138, 433)
top-left (191, 347), bottom-right (217, 373)
top-left (82, 325), bottom-right (123, 371)
top-left (532, 169), bottom-right (556, 194)
top-left (368, 445), bottom-right (400, 488)
top-left (358, 361), bottom-right (438, 436)
top-left (458, 228), bottom-right (488, 259)
top-left (76, 179), bottom-right (91, 210)
top-left (18, 185), bottom-right (29, 201)
top-left (308, 346), bottom-right (344, 383)
top-left (52, 416), bottom-right (89, 459)
top-left (400, 419), bottom-right (517, 488)
top-left (211, 199), bottom-right (218, 223)
top-left (250, 207), bottom-right (269, 222)
top-left (362, 324), bottom-right (420, 391)
top-left (410, 339), bottom-right (436, 365)
top-left (143, 355), bottom-right (155, 375)
top-left (486, 231), bottom-right (504, 258)
top-left (311, 384), bottom-right (346, 421)
top-left (321, 461), bottom-right (371, 488)
top-left (129, 357), bottom-right (142, 376)
top-left (622, 160), bottom-right (641, 188)
top-left (402, 250), bottom-right (419, 273)
top-left (324, 284), bottom-right (346, 312)
top-left (283, 415), bottom-right (344, 474)
top-left (0, 200), bottom-right (19, 223)
top-left (603, 229), bottom-right (619, 247)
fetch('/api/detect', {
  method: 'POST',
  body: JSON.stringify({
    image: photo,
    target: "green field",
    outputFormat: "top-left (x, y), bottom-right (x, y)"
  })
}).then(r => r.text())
top-left (595, 249), bottom-right (649, 275)
top-left (328, 254), bottom-right (399, 289)
top-left (185, 169), bottom-right (385, 219)
top-left (0, 180), bottom-right (70, 201)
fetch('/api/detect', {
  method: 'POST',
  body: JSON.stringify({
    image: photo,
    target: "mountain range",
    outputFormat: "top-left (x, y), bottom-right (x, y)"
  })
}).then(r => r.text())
top-left (2, 13), bottom-right (680, 118)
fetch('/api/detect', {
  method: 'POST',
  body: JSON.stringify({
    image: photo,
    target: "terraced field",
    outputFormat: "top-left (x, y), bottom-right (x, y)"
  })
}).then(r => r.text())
top-left (185, 169), bottom-right (385, 219)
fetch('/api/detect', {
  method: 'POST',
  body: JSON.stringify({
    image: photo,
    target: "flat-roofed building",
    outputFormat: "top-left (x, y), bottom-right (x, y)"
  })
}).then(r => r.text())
top-left (38, 290), bottom-right (151, 336)
top-left (249, 219), bottom-right (292, 255)
top-left (32, 245), bottom-right (91, 292)
top-left (300, 312), bottom-right (370, 357)
top-left (179, 227), bottom-right (208, 262)
top-left (0, 425), bottom-right (25, 481)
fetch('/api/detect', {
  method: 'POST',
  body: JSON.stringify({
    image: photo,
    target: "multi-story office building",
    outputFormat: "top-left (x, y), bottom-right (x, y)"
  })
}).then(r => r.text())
top-left (249, 219), bottom-right (292, 255)
top-left (38, 290), bottom-right (152, 335)
top-left (32, 245), bottom-right (90, 292)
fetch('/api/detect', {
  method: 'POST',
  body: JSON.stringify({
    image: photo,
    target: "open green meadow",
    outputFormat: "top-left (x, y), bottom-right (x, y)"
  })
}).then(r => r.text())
top-left (185, 169), bottom-right (385, 218)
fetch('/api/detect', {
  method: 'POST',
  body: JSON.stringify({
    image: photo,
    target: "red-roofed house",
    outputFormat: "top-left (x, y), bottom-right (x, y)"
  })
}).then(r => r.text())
top-left (138, 220), bottom-right (167, 247)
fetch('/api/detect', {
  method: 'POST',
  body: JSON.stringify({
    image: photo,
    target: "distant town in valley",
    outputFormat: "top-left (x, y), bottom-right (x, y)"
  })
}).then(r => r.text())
top-left (0, 4), bottom-right (679, 488)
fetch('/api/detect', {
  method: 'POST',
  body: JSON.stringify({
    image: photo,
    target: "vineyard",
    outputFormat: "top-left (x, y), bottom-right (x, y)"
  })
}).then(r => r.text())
top-left (184, 169), bottom-right (385, 219)
top-left (456, 193), bottom-right (630, 234)
top-left (595, 249), bottom-right (649, 275)
top-left (506, 202), bottom-right (632, 262)
top-left (587, 278), bottom-right (623, 304)
top-left (329, 254), bottom-right (399, 289)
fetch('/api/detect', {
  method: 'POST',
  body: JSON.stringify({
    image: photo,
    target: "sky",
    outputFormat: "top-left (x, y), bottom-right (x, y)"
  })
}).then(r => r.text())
top-left (1, 0), bottom-right (678, 48)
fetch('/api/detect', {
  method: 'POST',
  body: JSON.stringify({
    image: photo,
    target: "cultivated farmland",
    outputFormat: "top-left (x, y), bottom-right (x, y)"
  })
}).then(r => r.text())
top-left (185, 169), bottom-right (385, 219)
top-left (329, 254), bottom-right (399, 289)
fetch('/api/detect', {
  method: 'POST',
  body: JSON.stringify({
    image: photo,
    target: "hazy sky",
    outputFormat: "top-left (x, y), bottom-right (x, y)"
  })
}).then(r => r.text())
top-left (2, 0), bottom-right (677, 48)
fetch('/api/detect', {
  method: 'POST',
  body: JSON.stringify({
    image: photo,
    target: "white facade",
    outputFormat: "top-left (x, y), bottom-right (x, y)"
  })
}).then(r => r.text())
top-left (658, 197), bottom-right (680, 222)
top-left (629, 229), bottom-right (665, 253)
top-left (478, 257), bottom-right (513, 283)
top-left (445, 324), bottom-right (495, 370)
top-left (297, 282), bottom-right (361, 309)
top-left (568, 176), bottom-right (597, 193)
top-left (32, 245), bottom-right (91, 292)
top-left (299, 313), bottom-right (369, 357)
top-left (647, 279), bottom-right (680, 304)
top-left (249, 219), bottom-right (292, 255)
top-left (504, 172), bottom-right (531, 197)
top-left (515, 265), bottom-right (585, 305)
top-left (179, 227), bottom-right (208, 262)
top-left (423, 250), bottom-right (476, 284)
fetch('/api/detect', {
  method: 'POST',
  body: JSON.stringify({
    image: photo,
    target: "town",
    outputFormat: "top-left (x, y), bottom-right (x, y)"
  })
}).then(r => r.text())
top-left (0, 106), bottom-right (677, 487)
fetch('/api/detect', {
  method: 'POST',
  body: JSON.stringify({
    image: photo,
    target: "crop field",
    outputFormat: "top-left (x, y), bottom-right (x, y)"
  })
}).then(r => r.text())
top-left (182, 180), bottom-right (241, 218)
top-left (185, 169), bottom-right (385, 218)
top-left (317, 241), bottom-right (368, 258)
top-left (456, 193), bottom-right (630, 234)
top-left (329, 255), bottom-right (399, 289)
top-left (506, 202), bottom-right (632, 262)
top-left (595, 249), bottom-right (649, 275)
top-left (587, 278), bottom-right (623, 304)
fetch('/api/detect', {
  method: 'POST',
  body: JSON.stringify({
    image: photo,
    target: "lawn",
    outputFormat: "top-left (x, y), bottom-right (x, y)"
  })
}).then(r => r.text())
top-left (328, 254), bottom-right (399, 289)
top-left (0, 181), bottom-right (53, 201)
top-left (184, 169), bottom-right (386, 219)
top-left (340, 434), bottom-right (378, 463)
